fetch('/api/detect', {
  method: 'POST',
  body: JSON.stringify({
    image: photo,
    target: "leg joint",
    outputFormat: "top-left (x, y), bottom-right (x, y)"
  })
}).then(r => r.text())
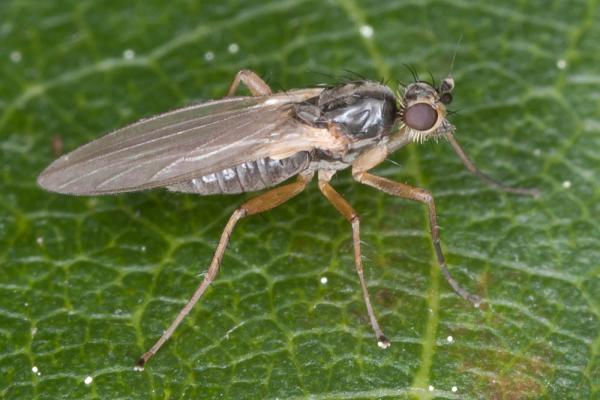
top-left (235, 69), bottom-right (254, 79)
top-left (352, 170), bottom-right (365, 182)
top-left (418, 189), bottom-right (434, 206)
top-left (234, 207), bottom-right (248, 219)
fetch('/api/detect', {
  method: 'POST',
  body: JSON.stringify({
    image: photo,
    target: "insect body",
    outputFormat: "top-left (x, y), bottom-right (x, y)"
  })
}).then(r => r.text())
top-left (38, 69), bottom-right (538, 368)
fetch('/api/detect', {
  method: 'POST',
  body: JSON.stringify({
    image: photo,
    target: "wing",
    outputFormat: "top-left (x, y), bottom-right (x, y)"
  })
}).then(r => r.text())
top-left (37, 88), bottom-right (335, 195)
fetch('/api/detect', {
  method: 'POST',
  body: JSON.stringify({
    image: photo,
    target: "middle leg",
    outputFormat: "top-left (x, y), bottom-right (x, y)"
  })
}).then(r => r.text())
top-left (318, 174), bottom-right (390, 349)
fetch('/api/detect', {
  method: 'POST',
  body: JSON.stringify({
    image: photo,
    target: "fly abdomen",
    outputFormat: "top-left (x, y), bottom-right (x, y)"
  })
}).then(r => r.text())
top-left (168, 152), bottom-right (309, 195)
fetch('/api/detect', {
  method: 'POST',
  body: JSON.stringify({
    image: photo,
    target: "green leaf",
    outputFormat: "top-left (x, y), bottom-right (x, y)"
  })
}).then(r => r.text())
top-left (1, 1), bottom-right (598, 399)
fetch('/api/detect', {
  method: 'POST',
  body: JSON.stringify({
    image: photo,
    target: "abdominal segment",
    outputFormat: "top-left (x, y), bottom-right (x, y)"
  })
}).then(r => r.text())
top-left (167, 152), bottom-right (309, 195)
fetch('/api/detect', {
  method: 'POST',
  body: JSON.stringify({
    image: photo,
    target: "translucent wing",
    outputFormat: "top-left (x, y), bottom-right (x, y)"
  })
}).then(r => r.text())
top-left (37, 88), bottom-right (330, 195)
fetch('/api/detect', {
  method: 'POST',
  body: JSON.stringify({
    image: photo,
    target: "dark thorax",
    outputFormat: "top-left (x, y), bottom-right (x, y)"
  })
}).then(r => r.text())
top-left (293, 81), bottom-right (398, 170)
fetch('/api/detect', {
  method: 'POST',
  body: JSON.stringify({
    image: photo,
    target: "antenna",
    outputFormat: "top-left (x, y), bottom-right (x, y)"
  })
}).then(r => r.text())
top-left (447, 34), bottom-right (463, 79)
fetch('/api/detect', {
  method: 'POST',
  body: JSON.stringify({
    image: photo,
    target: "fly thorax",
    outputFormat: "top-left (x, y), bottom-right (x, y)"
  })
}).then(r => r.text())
top-left (317, 82), bottom-right (398, 141)
top-left (294, 82), bottom-right (397, 155)
top-left (295, 82), bottom-right (398, 170)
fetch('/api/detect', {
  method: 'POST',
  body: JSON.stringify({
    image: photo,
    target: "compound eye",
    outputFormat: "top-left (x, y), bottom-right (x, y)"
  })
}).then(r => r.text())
top-left (404, 103), bottom-right (438, 131)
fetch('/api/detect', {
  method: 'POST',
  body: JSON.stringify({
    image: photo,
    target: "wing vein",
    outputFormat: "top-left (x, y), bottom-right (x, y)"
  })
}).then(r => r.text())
top-left (73, 105), bottom-right (264, 166)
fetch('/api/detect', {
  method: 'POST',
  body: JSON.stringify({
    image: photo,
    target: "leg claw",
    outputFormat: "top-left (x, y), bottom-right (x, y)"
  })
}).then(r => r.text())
top-left (377, 335), bottom-right (391, 349)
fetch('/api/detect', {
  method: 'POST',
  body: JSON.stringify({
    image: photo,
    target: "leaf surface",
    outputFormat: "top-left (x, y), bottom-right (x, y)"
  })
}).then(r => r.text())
top-left (1, 1), bottom-right (598, 399)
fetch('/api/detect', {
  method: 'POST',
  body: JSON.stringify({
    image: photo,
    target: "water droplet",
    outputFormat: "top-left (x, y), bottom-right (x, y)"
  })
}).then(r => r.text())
top-left (10, 51), bottom-right (22, 63)
top-left (84, 376), bottom-right (93, 385)
top-left (123, 49), bottom-right (135, 60)
top-left (227, 43), bottom-right (239, 54)
top-left (359, 25), bottom-right (374, 38)
top-left (204, 51), bottom-right (214, 62)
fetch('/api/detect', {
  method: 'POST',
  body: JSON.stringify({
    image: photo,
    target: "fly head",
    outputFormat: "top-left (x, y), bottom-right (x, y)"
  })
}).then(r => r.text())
top-left (398, 77), bottom-right (455, 143)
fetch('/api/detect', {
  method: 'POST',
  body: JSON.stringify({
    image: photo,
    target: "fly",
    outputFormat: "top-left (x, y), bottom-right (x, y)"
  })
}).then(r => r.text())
top-left (37, 69), bottom-right (539, 368)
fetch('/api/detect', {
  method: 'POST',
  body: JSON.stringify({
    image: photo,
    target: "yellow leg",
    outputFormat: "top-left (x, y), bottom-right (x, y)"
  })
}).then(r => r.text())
top-left (318, 178), bottom-right (390, 349)
top-left (445, 132), bottom-right (540, 197)
top-left (136, 174), bottom-right (310, 368)
top-left (354, 171), bottom-right (483, 307)
top-left (226, 69), bottom-right (272, 97)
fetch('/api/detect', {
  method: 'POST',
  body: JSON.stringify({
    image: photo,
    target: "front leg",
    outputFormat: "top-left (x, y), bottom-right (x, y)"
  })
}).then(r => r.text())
top-left (445, 132), bottom-right (540, 197)
top-left (227, 69), bottom-right (273, 97)
top-left (351, 148), bottom-right (483, 306)
top-left (355, 172), bottom-right (481, 306)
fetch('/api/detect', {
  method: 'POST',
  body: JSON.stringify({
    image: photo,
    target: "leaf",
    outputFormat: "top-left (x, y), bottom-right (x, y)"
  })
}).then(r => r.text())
top-left (1, 1), bottom-right (598, 399)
